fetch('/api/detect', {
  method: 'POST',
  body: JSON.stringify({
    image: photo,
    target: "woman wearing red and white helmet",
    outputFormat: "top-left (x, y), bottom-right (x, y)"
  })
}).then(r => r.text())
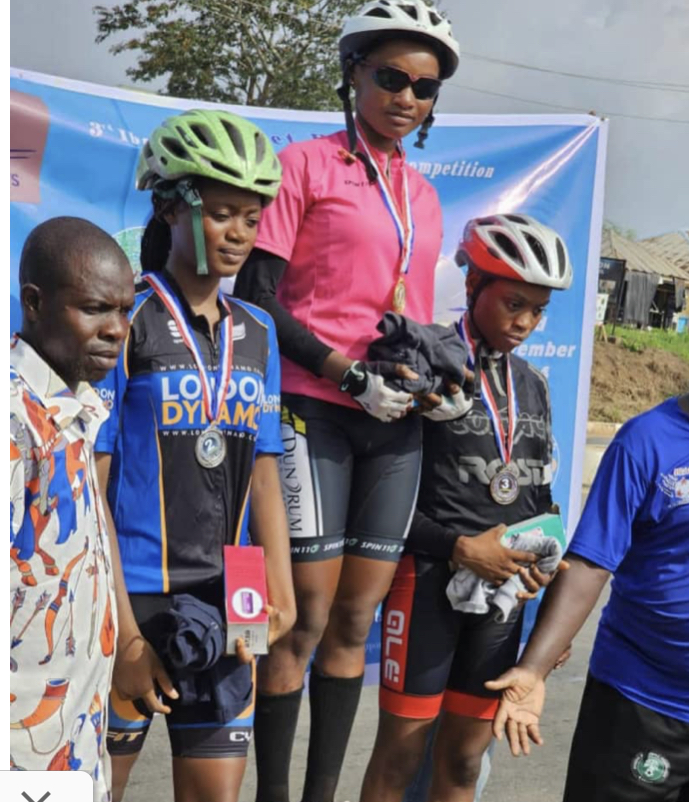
top-left (233, 2), bottom-right (460, 801)
top-left (361, 213), bottom-right (572, 802)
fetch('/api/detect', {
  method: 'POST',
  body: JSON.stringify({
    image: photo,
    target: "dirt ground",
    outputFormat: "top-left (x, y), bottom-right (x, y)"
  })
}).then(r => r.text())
top-left (589, 339), bottom-right (689, 422)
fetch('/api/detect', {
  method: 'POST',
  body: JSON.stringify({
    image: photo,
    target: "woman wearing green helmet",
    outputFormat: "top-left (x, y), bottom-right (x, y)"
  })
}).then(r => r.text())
top-left (93, 109), bottom-right (296, 802)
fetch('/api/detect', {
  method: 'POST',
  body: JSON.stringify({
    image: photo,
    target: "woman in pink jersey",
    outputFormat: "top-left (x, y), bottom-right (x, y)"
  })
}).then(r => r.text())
top-left (234, 3), bottom-right (461, 800)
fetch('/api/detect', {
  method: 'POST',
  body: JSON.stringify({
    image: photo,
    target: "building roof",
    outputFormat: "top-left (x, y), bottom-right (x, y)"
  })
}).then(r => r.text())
top-left (600, 227), bottom-right (687, 282)
top-left (640, 230), bottom-right (689, 276)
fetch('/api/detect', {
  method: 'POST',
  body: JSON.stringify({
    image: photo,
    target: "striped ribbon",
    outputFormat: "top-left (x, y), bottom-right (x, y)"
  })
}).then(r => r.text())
top-left (356, 123), bottom-right (415, 277)
top-left (457, 314), bottom-right (518, 465)
top-left (144, 273), bottom-right (233, 424)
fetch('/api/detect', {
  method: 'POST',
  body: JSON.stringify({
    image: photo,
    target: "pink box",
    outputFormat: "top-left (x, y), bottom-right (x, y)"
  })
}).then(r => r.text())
top-left (223, 546), bottom-right (269, 655)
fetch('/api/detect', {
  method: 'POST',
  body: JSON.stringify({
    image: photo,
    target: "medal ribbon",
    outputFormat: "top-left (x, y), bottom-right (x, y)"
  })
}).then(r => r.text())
top-left (356, 122), bottom-right (415, 278)
top-left (144, 273), bottom-right (233, 424)
top-left (457, 314), bottom-right (518, 465)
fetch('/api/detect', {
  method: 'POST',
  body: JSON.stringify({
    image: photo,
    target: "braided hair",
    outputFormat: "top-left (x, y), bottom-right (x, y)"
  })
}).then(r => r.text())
top-left (414, 98), bottom-right (437, 150)
top-left (337, 57), bottom-right (378, 184)
top-left (465, 262), bottom-right (496, 313)
top-left (139, 181), bottom-right (193, 273)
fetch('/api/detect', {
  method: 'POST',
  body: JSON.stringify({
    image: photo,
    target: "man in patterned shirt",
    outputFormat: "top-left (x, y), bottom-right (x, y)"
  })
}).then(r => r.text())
top-left (10, 217), bottom-right (135, 800)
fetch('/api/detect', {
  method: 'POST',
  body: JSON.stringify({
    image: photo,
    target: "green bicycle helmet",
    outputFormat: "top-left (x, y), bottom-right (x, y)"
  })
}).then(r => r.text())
top-left (137, 108), bottom-right (281, 200)
top-left (137, 109), bottom-right (282, 275)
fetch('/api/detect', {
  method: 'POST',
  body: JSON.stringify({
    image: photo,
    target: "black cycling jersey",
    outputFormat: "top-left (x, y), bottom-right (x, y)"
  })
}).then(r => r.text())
top-left (380, 342), bottom-right (554, 720)
top-left (407, 350), bottom-right (554, 561)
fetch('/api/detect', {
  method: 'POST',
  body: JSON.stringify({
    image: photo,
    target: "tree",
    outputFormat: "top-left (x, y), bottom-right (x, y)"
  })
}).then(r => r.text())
top-left (603, 220), bottom-right (637, 241)
top-left (94, 0), bottom-right (360, 110)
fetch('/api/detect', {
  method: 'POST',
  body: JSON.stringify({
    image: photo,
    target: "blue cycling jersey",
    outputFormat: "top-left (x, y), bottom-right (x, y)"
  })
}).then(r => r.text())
top-left (94, 272), bottom-right (283, 595)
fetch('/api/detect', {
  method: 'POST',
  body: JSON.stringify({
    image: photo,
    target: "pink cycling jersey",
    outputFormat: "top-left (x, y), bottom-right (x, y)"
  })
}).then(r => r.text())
top-left (255, 128), bottom-right (443, 409)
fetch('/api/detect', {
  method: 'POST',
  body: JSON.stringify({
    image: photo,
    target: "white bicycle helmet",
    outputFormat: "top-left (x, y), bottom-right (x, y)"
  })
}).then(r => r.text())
top-left (340, 0), bottom-right (460, 79)
top-left (456, 214), bottom-right (573, 290)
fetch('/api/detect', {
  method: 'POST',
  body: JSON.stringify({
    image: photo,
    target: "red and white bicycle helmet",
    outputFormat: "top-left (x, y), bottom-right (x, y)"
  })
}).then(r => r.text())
top-left (340, 0), bottom-right (460, 79)
top-left (456, 214), bottom-right (573, 290)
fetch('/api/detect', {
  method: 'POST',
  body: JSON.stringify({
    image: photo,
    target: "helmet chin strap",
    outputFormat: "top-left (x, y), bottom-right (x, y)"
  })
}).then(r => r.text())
top-left (466, 269), bottom-right (494, 341)
top-left (466, 270), bottom-right (499, 401)
top-left (151, 178), bottom-right (209, 276)
top-left (176, 180), bottom-right (208, 276)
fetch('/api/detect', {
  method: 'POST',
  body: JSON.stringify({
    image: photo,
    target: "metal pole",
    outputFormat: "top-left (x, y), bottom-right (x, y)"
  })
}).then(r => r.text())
top-left (611, 261), bottom-right (626, 337)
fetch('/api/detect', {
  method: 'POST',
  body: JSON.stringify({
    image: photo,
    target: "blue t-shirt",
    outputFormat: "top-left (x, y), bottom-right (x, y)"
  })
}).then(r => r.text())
top-left (94, 276), bottom-right (283, 595)
top-left (568, 397), bottom-right (689, 722)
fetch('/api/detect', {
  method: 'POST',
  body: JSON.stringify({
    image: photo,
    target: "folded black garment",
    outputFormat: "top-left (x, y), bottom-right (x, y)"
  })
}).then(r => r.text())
top-left (156, 593), bottom-right (252, 724)
top-left (367, 312), bottom-right (468, 395)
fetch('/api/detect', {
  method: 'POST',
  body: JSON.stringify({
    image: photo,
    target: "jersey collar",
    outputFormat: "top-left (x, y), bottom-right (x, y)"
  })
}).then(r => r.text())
top-left (354, 119), bottom-right (406, 170)
top-left (159, 269), bottom-right (231, 329)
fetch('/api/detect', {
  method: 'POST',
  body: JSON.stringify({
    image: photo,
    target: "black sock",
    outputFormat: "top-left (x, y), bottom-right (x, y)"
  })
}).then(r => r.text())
top-left (300, 670), bottom-right (364, 802)
top-left (254, 688), bottom-right (303, 802)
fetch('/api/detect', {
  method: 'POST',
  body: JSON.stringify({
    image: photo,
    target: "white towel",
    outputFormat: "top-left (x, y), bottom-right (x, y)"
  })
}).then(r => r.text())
top-left (446, 531), bottom-right (563, 623)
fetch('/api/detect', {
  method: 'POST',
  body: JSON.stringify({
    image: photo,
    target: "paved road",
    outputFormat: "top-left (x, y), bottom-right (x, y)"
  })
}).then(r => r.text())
top-left (123, 438), bottom-right (613, 802)
top-left (123, 593), bottom-right (605, 802)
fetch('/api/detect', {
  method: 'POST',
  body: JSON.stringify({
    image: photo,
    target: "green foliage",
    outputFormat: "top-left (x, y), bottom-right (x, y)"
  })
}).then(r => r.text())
top-left (94, 0), bottom-right (360, 109)
top-left (603, 220), bottom-right (637, 241)
top-left (606, 324), bottom-right (689, 360)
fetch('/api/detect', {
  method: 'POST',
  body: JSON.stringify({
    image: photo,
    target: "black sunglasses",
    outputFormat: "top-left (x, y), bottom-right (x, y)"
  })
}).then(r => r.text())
top-left (362, 62), bottom-right (442, 101)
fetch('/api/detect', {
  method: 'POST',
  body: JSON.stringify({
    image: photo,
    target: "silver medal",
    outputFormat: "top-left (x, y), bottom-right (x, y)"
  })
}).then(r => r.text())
top-left (489, 465), bottom-right (520, 506)
top-left (195, 426), bottom-right (227, 469)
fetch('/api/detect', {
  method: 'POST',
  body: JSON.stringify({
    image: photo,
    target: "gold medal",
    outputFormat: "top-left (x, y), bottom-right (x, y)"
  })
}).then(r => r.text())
top-left (392, 277), bottom-right (407, 314)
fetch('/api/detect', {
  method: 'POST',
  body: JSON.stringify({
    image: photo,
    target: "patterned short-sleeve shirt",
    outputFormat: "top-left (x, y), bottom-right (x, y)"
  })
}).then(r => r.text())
top-left (10, 336), bottom-right (115, 801)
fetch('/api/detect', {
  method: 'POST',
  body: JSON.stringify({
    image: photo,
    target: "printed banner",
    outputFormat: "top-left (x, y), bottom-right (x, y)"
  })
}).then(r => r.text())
top-left (10, 69), bottom-right (607, 669)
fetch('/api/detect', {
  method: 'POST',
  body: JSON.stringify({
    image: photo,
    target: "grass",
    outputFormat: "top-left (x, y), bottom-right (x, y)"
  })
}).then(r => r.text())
top-left (604, 324), bottom-right (689, 360)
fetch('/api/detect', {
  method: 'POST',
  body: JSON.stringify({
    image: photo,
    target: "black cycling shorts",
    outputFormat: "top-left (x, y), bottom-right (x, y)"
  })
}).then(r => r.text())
top-left (278, 393), bottom-right (422, 563)
top-left (564, 674), bottom-right (689, 802)
top-left (107, 594), bottom-right (254, 760)
top-left (379, 554), bottom-right (523, 720)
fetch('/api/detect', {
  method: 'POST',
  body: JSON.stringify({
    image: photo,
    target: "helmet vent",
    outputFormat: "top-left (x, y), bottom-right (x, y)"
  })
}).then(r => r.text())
top-left (525, 233), bottom-right (548, 272)
top-left (429, 11), bottom-right (442, 25)
top-left (254, 178), bottom-right (275, 186)
top-left (505, 214), bottom-right (528, 224)
top-left (400, 5), bottom-right (419, 20)
top-left (556, 238), bottom-right (566, 276)
top-left (254, 132), bottom-right (266, 164)
top-left (222, 120), bottom-right (247, 161)
top-left (210, 160), bottom-right (242, 180)
top-left (493, 233), bottom-right (524, 266)
top-left (366, 8), bottom-right (393, 18)
top-left (190, 124), bottom-right (213, 148)
top-left (161, 136), bottom-right (190, 160)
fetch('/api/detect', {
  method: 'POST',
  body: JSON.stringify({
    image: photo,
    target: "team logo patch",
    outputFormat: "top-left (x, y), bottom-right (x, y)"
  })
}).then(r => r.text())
top-left (658, 467), bottom-right (689, 508)
top-left (631, 751), bottom-right (670, 784)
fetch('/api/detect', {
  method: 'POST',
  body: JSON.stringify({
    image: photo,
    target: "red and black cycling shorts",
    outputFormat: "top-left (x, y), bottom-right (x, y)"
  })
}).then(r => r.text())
top-left (379, 554), bottom-right (524, 721)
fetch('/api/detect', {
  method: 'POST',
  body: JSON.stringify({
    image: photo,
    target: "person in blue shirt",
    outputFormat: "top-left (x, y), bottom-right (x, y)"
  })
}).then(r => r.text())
top-left (94, 109), bottom-right (296, 802)
top-left (488, 394), bottom-right (689, 801)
